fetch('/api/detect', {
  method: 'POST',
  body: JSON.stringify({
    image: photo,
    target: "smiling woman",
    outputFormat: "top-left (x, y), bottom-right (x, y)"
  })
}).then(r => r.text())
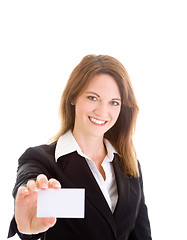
top-left (8, 54), bottom-right (152, 240)
top-left (53, 55), bottom-right (140, 177)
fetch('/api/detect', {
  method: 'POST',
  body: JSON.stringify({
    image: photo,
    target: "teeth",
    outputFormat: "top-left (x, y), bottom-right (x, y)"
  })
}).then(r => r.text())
top-left (89, 117), bottom-right (106, 125)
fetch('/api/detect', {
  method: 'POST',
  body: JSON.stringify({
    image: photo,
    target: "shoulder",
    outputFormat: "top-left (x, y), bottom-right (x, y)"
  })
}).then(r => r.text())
top-left (19, 142), bottom-right (57, 165)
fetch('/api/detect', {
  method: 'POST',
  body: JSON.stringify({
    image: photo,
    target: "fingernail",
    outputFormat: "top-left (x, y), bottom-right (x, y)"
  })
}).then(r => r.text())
top-left (25, 189), bottom-right (29, 194)
top-left (41, 183), bottom-right (48, 189)
top-left (34, 187), bottom-right (39, 192)
top-left (54, 183), bottom-right (61, 188)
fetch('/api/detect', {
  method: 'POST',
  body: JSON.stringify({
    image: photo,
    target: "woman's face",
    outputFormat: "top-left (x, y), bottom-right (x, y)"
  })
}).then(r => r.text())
top-left (73, 74), bottom-right (121, 139)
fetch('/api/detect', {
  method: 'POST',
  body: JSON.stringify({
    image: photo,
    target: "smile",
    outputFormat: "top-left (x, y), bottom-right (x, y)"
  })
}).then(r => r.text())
top-left (89, 117), bottom-right (107, 125)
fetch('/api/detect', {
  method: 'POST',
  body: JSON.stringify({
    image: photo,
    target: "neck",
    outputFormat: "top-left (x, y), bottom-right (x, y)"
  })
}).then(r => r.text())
top-left (72, 130), bottom-right (107, 165)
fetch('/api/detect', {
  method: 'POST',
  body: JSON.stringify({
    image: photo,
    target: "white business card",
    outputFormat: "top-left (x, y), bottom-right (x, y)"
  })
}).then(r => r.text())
top-left (37, 188), bottom-right (85, 218)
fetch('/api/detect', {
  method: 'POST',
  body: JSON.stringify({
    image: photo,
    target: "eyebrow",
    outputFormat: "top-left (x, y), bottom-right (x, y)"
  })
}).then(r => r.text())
top-left (86, 91), bottom-right (100, 97)
top-left (85, 91), bottom-right (121, 101)
top-left (112, 98), bottom-right (121, 101)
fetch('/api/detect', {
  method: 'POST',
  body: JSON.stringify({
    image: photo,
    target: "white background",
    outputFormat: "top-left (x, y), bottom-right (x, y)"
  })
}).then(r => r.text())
top-left (0, 1), bottom-right (187, 239)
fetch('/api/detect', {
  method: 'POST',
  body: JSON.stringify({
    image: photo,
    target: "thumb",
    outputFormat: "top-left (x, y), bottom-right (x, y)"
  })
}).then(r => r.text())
top-left (46, 217), bottom-right (57, 228)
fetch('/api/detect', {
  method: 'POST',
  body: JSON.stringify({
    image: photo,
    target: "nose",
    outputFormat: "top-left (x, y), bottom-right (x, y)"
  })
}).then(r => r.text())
top-left (93, 101), bottom-right (108, 118)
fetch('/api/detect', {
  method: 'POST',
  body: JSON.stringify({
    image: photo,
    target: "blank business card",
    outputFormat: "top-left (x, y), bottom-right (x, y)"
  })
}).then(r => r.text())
top-left (37, 188), bottom-right (85, 218)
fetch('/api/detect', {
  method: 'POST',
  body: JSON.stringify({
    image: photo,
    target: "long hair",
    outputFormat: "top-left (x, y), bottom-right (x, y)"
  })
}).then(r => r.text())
top-left (51, 54), bottom-right (139, 177)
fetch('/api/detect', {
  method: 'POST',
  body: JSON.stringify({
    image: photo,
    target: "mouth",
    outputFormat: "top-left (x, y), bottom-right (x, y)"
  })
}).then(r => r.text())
top-left (88, 116), bottom-right (107, 125)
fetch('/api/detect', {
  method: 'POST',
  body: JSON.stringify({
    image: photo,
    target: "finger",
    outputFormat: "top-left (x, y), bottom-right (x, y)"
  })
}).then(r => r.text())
top-left (27, 180), bottom-right (38, 192)
top-left (16, 186), bottom-right (29, 200)
top-left (48, 178), bottom-right (61, 189)
top-left (36, 174), bottom-right (48, 189)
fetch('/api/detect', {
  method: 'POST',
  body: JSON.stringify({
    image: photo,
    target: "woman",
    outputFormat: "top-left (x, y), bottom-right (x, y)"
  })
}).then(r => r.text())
top-left (8, 55), bottom-right (152, 239)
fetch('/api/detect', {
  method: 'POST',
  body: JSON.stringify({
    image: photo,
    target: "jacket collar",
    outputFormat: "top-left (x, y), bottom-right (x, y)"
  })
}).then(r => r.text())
top-left (55, 130), bottom-right (117, 162)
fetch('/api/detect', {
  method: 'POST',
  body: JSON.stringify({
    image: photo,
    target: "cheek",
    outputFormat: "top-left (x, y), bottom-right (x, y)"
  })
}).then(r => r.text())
top-left (110, 108), bottom-right (121, 124)
top-left (75, 100), bottom-right (91, 118)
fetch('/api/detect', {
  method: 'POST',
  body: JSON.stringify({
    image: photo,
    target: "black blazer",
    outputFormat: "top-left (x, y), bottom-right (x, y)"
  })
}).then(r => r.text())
top-left (8, 142), bottom-right (152, 240)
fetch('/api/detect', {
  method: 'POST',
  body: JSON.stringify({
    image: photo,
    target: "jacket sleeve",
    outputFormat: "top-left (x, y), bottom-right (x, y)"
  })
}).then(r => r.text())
top-left (8, 217), bottom-right (42, 240)
top-left (128, 162), bottom-right (152, 240)
top-left (8, 145), bottom-right (54, 239)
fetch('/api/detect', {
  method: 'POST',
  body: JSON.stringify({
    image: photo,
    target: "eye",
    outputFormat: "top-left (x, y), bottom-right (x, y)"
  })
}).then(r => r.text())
top-left (110, 101), bottom-right (120, 106)
top-left (87, 96), bottom-right (98, 101)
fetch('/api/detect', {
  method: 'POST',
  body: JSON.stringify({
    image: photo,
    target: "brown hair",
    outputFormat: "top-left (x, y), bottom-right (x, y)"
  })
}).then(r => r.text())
top-left (51, 54), bottom-right (139, 177)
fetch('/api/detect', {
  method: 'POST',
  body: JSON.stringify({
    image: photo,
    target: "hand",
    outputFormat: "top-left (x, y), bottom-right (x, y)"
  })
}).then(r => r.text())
top-left (15, 174), bottom-right (61, 234)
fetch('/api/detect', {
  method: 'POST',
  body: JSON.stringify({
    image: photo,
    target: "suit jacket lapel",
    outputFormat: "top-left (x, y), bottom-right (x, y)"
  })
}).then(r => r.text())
top-left (57, 152), bottom-right (116, 234)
